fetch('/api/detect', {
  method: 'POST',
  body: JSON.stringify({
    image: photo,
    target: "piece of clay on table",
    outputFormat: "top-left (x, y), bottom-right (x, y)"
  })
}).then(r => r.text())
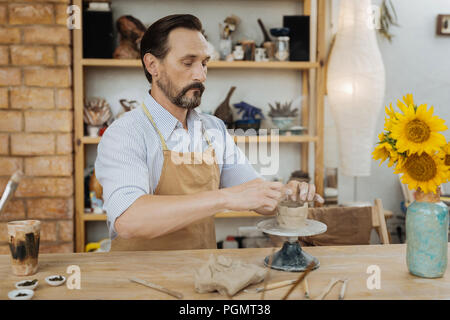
top-left (194, 254), bottom-right (267, 296)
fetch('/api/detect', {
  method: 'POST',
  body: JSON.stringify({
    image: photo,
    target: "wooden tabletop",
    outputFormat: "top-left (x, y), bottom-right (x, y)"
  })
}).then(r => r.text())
top-left (1, 244), bottom-right (449, 300)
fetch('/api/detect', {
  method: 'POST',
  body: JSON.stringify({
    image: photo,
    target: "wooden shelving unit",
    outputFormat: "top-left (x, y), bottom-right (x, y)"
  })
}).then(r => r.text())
top-left (73, 0), bottom-right (326, 252)
top-left (82, 58), bottom-right (320, 70)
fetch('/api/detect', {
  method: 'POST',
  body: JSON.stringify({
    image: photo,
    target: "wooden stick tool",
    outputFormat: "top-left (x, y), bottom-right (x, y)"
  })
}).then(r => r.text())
top-left (282, 261), bottom-right (316, 300)
top-left (245, 279), bottom-right (296, 293)
top-left (315, 278), bottom-right (341, 300)
top-left (129, 277), bottom-right (183, 299)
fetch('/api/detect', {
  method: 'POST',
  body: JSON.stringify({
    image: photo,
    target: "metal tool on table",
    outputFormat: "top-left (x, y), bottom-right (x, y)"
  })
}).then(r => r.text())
top-left (0, 171), bottom-right (23, 215)
top-left (256, 199), bottom-right (327, 272)
top-left (315, 278), bottom-right (349, 300)
top-left (129, 277), bottom-right (183, 299)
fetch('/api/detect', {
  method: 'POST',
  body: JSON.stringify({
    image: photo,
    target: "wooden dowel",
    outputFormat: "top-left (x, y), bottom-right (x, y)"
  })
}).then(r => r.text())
top-left (282, 261), bottom-right (315, 300)
top-left (303, 277), bottom-right (310, 299)
top-left (129, 277), bottom-right (183, 299)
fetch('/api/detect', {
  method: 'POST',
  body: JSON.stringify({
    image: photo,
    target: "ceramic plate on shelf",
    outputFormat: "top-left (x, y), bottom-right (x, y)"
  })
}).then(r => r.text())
top-left (8, 289), bottom-right (34, 300)
top-left (45, 275), bottom-right (66, 287)
top-left (15, 279), bottom-right (38, 290)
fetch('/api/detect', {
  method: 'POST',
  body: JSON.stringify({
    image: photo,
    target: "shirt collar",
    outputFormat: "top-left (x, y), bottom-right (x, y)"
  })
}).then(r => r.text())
top-left (142, 92), bottom-right (178, 141)
top-left (142, 92), bottom-right (203, 141)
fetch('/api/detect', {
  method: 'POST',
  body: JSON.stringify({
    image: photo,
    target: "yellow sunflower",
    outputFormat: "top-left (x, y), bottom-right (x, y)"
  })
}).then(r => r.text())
top-left (372, 141), bottom-right (398, 167)
top-left (398, 152), bottom-right (448, 194)
top-left (397, 93), bottom-right (415, 113)
top-left (390, 103), bottom-right (447, 155)
top-left (384, 103), bottom-right (400, 132)
top-left (439, 142), bottom-right (450, 179)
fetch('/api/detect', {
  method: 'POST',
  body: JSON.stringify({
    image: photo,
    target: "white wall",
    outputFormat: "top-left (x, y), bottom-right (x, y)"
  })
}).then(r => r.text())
top-left (327, 0), bottom-right (450, 242)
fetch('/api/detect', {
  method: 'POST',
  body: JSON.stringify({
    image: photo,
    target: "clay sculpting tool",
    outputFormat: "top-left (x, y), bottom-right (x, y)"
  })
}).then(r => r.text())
top-left (339, 279), bottom-right (349, 300)
top-left (129, 277), bottom-right (183, 299)
top-left (245, 279), bottom-right (296, 294)
top-left (282, 261), bottom-right (315, 300)
top-left (0, 171), bottom-right (23, 215)
top-left (315, 278), bottom-right (341, 300)
top-left (260, 247), bottom-right (275, 300)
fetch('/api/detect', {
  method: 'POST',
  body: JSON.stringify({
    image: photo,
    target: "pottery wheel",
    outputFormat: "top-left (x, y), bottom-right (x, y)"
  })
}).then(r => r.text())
top-left (257, 218), bottom-right (327, 238)
top-left (257, 218), bottom-right (327, 272)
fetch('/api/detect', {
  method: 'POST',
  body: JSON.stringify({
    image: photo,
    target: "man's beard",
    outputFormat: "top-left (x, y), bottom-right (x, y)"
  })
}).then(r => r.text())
top-left (156, 71), bottom-right (205, 109)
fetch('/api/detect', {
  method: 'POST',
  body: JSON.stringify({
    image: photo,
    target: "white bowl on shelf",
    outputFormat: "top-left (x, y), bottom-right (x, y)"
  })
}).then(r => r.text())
top-left (8, 289), bottom-right (34, 300)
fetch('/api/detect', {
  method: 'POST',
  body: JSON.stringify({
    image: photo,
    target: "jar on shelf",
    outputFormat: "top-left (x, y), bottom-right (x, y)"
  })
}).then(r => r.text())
top-left (275, 36), bottom-right (290, 61)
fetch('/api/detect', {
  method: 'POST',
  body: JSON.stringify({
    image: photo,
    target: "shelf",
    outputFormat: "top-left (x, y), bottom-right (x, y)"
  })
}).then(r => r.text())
top-left (233, 135), bottom-right (317, 143)
top-left (83, 211), bottom-right (268, 221)
top-left (82, 59), bottom-right (319, 70)
top-left (80, 135), bottom-right (317, 145)
top-left (83, 213), bottom-right (107, 221)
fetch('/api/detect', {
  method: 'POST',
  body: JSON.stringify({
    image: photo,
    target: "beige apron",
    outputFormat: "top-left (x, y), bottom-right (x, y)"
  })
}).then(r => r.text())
top-left (111, 103), bottom-right (220, 251)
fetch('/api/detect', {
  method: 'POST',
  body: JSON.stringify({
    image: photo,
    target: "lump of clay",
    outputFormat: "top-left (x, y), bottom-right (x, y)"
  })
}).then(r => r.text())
top-left (277, 201), bottom-right (308, 229)
top-left (194, 254), bottom-right (266, 296)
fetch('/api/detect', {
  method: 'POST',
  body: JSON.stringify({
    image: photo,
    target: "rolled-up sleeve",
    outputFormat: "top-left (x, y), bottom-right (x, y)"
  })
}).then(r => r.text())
top-left (95, 123), bottom-right (150, 239)
top-left (216, 120), bottom-right (262, 188)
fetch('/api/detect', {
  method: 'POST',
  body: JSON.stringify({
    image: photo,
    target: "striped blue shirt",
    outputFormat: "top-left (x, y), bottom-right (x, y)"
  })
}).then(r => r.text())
top-left (95, 92), bottom-right (261, 239)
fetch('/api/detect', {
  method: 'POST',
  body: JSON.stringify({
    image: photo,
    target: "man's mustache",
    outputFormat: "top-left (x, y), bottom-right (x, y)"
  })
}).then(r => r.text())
top-left (180, 82), bottom-right (205, 96)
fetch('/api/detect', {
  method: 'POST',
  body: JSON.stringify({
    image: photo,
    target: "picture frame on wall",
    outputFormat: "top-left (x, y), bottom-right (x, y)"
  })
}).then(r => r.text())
top-left (437, 14), bottom-right (450, 35)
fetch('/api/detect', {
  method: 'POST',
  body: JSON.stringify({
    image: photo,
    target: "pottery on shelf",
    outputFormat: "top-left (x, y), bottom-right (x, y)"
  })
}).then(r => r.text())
top-left (271, 116), bottom-right (295, 130)
top-left (214, 86), bottom-right (235, 129)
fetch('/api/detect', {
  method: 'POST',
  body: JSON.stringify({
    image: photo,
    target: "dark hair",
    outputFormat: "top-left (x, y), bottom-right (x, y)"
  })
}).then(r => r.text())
top-left (140, 14), bottom-right (203, 84)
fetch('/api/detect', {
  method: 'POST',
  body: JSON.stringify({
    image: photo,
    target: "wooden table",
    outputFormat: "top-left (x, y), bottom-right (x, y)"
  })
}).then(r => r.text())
top-left (1, 244), bottom-right (449, 300)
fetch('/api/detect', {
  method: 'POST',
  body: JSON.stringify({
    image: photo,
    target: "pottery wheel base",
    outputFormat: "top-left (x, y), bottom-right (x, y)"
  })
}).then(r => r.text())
top-left (264, 241), bottom-right (320, 272)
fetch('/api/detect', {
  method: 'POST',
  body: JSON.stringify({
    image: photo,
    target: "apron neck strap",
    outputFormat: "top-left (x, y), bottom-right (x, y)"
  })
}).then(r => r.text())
top-left (142, 103), bottom-right (168, 151)
top-left (141, 102), bottom-right (214, 151)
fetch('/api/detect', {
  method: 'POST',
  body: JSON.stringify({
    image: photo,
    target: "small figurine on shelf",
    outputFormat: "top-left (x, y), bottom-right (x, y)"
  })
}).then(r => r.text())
top-left (116, 99), bottom-right (139, 119)
top-left (113, 15), bottom-right (146, 59)
top-left (232, 44), bottom-right (244, 61)
top-left (219, 15), bottom-right (240, 60)
top-left (233, 101), bottom-right (265, 133)
top-left (84, 97), bottom-right (113, 137)
top-left (270, 27), bottom-right (290, 61)
top-left (90, 191), bottom-right (103, 214)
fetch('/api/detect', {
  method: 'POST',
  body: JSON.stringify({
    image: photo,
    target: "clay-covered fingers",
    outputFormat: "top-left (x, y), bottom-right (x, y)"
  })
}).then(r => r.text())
top-left (314, 193), bottom-right (325, 204)
top-left (298, 182), bottom-right (309, 201)
top-left (298, 182), bottom-right (325, 203)
top-left (284, 181), bottom-right (299, 201)
top-left (306, 184), bottom-right (316, 201)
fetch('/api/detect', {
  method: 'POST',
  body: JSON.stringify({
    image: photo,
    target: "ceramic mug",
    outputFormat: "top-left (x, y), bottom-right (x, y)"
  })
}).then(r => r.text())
top-left (8, 220), bottom-right (41, 276)
top-left (255, 48), bottom-right (267, 62)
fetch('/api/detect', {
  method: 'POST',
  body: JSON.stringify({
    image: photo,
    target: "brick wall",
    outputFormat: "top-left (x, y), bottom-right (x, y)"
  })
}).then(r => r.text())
top-left (0, 0), bottom-right (73, 254)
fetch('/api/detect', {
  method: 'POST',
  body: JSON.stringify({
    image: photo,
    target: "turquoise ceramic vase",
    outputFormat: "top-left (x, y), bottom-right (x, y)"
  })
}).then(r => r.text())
top-left (406, 190), bottom-right (449, 278)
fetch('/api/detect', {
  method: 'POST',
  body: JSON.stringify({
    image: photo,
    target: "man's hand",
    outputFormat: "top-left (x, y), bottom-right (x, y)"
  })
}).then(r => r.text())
top-left (284, 180), bottom-right (325, 203)
top-left (219, 178), bottom-right (284, 213)
top-left (219, 178), bottom-right (324, 215)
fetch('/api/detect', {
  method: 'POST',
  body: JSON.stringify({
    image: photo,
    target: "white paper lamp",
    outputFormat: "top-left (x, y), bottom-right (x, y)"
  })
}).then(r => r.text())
top-left (327, 0), bottom-right (386, 177)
